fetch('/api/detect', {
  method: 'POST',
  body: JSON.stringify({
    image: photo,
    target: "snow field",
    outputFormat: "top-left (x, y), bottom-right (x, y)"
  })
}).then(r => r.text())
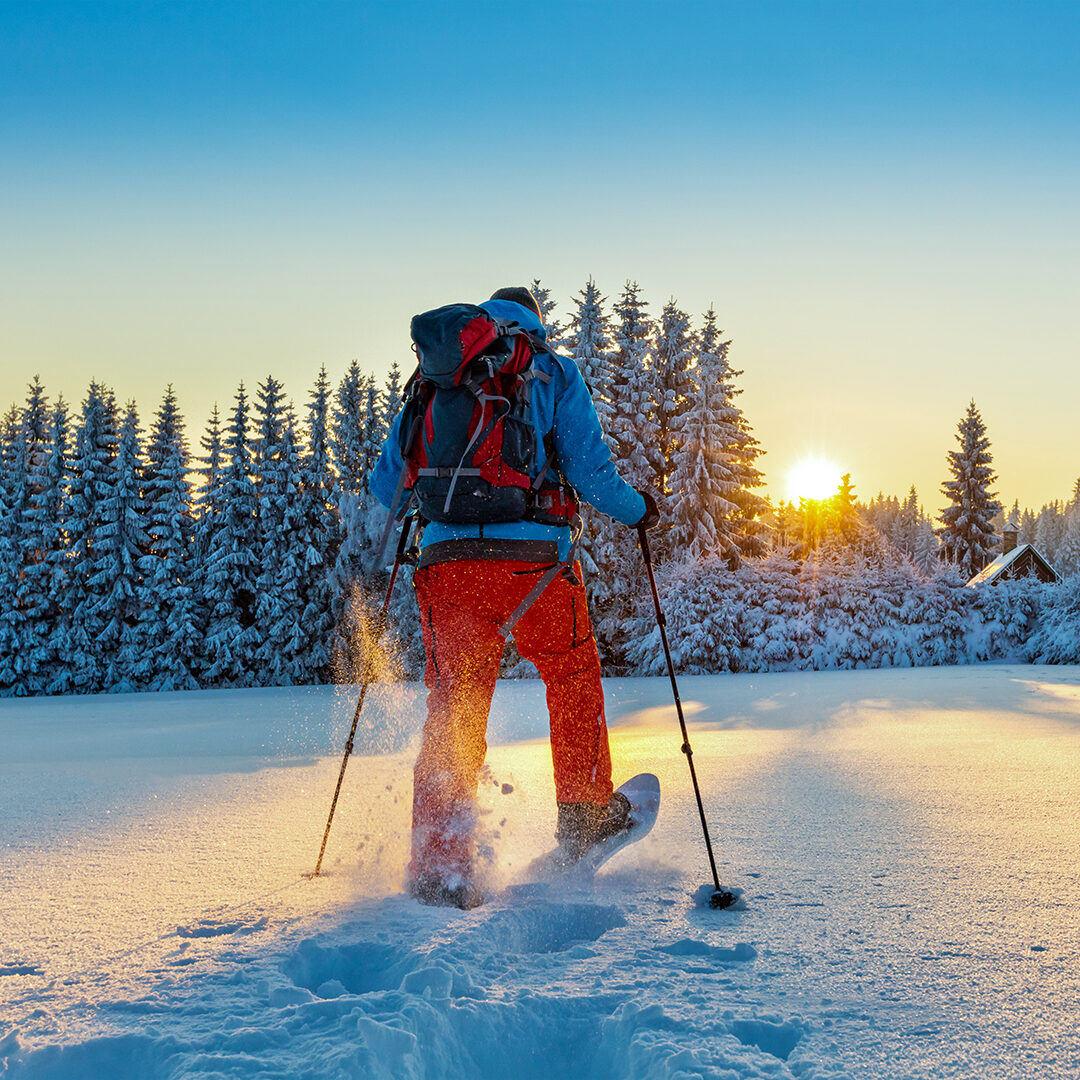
top-left (2, 666), bottom-right (1080, 1078)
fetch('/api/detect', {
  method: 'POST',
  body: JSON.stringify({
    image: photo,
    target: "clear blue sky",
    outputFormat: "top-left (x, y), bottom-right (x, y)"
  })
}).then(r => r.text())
top-left (2, 1), bottom-right (1078, 509)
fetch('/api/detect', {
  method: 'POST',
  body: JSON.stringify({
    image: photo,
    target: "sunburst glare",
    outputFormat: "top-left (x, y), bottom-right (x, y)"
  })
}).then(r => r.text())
top-left (787, 457), bottom-right (842, 501)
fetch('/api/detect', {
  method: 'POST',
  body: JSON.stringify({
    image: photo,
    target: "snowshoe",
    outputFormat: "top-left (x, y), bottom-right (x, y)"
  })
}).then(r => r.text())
top-left (407, 874), bottom-right (484, 911)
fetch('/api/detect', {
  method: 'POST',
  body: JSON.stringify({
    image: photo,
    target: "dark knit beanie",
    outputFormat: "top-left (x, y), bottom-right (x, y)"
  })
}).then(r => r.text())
top-left (489, 286), bottom-right (542, 320)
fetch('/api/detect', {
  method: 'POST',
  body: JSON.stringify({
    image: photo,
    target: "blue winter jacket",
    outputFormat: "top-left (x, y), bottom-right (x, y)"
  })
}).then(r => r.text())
top-left (371, 299), bottom-right (646, 560)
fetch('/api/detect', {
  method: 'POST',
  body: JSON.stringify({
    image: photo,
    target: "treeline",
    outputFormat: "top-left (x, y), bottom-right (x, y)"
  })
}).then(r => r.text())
top-left (0, 277), bottom-right (775, 695)
top-left (4, 278), bottom-right (1079, 697)
top-left (0, 362), bottom-right (402, 696)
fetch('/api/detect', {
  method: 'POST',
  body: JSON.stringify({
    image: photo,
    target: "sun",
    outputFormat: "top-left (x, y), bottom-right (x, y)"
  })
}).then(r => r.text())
top-left (787, 457), bottom-right (842, 502)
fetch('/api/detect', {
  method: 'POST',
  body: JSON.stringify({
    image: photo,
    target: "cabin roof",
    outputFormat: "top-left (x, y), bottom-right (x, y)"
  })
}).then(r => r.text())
top-left (966, 543), bottom-right (1060, 587)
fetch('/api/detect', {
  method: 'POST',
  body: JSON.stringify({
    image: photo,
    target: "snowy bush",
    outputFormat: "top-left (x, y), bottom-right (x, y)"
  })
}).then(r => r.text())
top-left (1023, 577), bottom-right (1080, 663)
top-left (621, 548), bottom-right (1042, 676)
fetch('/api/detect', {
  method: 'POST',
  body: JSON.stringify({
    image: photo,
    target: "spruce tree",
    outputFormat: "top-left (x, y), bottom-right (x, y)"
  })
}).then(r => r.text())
top-left (896, 486), bottom-right (921, 558)
top-left (607, 281), bottom-right (655, 490)
top-left (95, 402), bottom-right (151, 692)
top-left (1056, 486), bottom-right (1080, 578)
top-left (938, 400), bottom-right (1002, 578)
top-left (0, 407), bottom-right (23, 695)
top-left (588, 282), bottom-right (655, 669)
top-left (298, 367), bottom-right (339, 680)
top-left (11, 381), bottom-right (53, 693)
top-left (565, 278), bottom-right (616, 575)
top-left (382, 361), bottom-right (403, 432)
top-left (1019, 506), bottom-right (1037, 546)
top-left (202, 384), bottom-right (260, 686)
top-left (193, 404), bottom-right (224, 561)
top-left (143, 387), bottom-right (200, 690)
top-left (700, 307), bottom-right (770, 559)
top-left (361, 375), bottom-right (384, 481)
top-left (255, 399), bottom-right (308, 685)
top-left (330, 362), bottom-right (369, 642)
top-left (31, 397), bottom-right (73, 693)
top-left (64, 383), bottom-right (119, 693)
top-left (332, 360), bottom-right (367, 496)
top-left (567, 277), bottom-right (614, 419)
top-left (252, 375), bottom-right (291, 682)
top-left (529, 279), bottom-right (566, 347)
top-left (1034, 501), bottom-right (1065, 562)
top-left (668, 313), bottom-right (742, 561)
top-left (651, 299), bottom-right (694, 504)
top-left (835, 473), bottom-right (859, 540)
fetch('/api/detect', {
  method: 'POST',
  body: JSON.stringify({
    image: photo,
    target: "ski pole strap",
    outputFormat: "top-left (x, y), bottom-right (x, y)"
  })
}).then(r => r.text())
top-left (374, 416), bottom-right (422, 567)
top-left (497, 515), bottom-right (583, 639)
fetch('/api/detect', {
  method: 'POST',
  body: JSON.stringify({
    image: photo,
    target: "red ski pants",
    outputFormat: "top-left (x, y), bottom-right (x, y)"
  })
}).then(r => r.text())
top-left (410, 558), bottom-right (612, 882)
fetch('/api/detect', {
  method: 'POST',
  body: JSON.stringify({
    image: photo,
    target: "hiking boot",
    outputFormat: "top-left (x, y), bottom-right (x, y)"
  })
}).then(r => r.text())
top-left (555, 791), bottom-right (632, 866)
top-left (407, 874), bottom-right (485, 911)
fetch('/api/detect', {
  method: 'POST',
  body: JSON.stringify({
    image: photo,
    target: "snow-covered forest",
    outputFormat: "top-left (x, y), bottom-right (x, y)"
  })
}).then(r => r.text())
top-left (3, 279), bottom-right (1080, 697)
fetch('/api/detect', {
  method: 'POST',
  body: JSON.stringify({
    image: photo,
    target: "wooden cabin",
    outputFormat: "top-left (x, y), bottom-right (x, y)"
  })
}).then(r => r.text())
top-left (966, 518), bottom-right (1060, 587)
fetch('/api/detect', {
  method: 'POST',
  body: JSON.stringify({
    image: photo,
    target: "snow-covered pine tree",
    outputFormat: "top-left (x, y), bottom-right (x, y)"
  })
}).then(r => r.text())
top-left (895, 487), bottom-right (920, 557)
top-left (94, 401), bottom-right (151, 692)
top-left (297, 367), bottom-right (339, 680)
top-left (773, 501), bottom-right (798, 551)
top-left (529, 279), bottom-right (566, 348)
top-left (252, 375), bottom-right (295, 684)
top-left (0, 406), bottom-right (24, 695)
top-left (1033, 501), bottom-right (1065, 563)
top-left (362, 375), bottom-right (384, 481)
top-left (938, 400), bottom-right (1002, 579)
top-left (336, 373), bottom-right (390, 588)
top-left (668, 308), bottom-right (748, 562)
top-left (1054, 479), bottom-right (1080, 578)
top-left (201, 384), bottom-right (260, 687)
top-left (255, 398), bottom-right (309, 685)
top-left (563, 277), bottom-right (617, 577)
top-left (10, 380), bottom-right (52, 693)
top-left (332, 361), bottom-right (367, 497)
top-left (13, 384), bottom-right (59, 695)
top-left (193, 405), bottom-right (224, 558)
top-left (62, 382), bottom-right (120, 694)
top-left (382, 361), bottom-right (403, 432)
top-left (701, 308), bottom-right (770, 559)
top-left (142, 387), bottom-right (200, 691)
top-left (330, 362), bottom-right (371, 647)
top-left (607, 281), bottom-right (656, 491)
top-left (835, 473), bottom-right (859, 540)
top-left (582, 282), bottom-right (656, 669)
top-left (190, 404), bottom-right (226, 684)
top-left (29, 397), bottom-right (73, 694)
top-left (1019, 506), bottom-right (1036, 546)
top-left (907, 491), bottom-right (941, 575)
top-left (566, 277), bottom-right (614, 420)
top-left (651, 299), bottom-right (694, 508)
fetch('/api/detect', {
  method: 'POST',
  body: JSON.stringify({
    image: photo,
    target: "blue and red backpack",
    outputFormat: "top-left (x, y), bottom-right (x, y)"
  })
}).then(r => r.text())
top-left (395, 304), bottom-right (578, 526)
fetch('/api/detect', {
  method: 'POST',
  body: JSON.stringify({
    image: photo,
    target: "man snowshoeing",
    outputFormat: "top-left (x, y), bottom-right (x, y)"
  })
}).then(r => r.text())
top-left (372, 286), bottom-right (659, 909)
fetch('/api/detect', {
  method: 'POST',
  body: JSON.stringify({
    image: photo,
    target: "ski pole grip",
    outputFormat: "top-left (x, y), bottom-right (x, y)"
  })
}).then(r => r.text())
top-left (637, 524), bottom-right (652, 565)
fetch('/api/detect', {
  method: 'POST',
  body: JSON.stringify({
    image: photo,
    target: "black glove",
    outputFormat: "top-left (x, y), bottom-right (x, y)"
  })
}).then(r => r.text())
top-left (634, 489), bottom-right (660, 530)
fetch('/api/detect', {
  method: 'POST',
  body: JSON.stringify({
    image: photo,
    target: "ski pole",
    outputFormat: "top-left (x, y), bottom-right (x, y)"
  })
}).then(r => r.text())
top-left (309, 514), bottom-right (414, 878)
top-left (637, 525), bottom-right (735, 910)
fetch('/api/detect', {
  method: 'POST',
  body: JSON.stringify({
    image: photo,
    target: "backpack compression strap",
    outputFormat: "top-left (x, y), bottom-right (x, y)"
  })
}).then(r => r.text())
top-left (497, 513), bottom-right (584, 639)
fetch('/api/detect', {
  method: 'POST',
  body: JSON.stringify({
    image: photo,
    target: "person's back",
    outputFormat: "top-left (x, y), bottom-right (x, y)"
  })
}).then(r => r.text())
top-left (372, 286), bottom-right (657, 908)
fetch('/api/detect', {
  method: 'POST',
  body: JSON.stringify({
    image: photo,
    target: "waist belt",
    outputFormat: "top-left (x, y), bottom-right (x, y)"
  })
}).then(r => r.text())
top-left (418, 538), bottom-right (561, 569)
